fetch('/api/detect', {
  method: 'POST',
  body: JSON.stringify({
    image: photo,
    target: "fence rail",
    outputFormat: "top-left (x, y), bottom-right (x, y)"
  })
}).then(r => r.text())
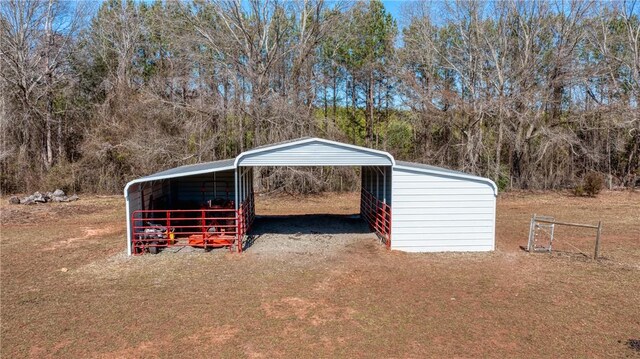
top-left (237, 195), bottom-right (255, 253)
top-left (360, 189), bottom-right (391, 248)
top-left (131, 198), bottom-right (256, 255)
top-left (527, 213), bottom-right (603, 259)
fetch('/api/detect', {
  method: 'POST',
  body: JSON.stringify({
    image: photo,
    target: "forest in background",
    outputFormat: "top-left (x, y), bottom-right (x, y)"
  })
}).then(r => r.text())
top-left (1, 0), bottom-right (638, 194)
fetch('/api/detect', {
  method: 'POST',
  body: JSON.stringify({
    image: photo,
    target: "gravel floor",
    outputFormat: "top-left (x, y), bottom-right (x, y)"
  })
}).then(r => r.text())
top-left (245, 214), bottom-right (379, 257)
top-left (153, 214), bottom-right (380, 258)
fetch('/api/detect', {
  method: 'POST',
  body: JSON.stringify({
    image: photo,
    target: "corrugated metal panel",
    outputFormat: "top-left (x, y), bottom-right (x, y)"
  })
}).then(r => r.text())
top-left (395, 160), bottom-right (487, 179)
top-left (237, 138), bottom-right (393, 166)
top-left (124, 166), bottom-right (236, 256)
top-left (127, 183), bottom-right (143, 227)
top-left (391, 166), bottom-right (496, 252)
top-left (130, 158), bottom-right (235, 185)
top-left (393, 245), bottom-right (493, 253)
top-left (236, 166), bottom-right (253, 204)
top-left (126, 179), bottom-right (171, 254)
top-left (125, 138), bottom-right (395, 195)
top-left (124, 158), bottom-right (235, 211)
top-left (171, 170), bottom-right (235, 206)
top-left (394, 160), bottom-right (497, 195)
top-left (393, 227), bottom-right (495, 235)
top-left (393, 207), bottom-right (494, 215)
top-left (126, 180), bottom-right (169, 211)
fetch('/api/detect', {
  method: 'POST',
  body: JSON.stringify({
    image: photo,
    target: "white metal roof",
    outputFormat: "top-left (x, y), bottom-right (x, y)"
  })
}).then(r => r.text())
top-left (123, 138), bottom-right (395, 196)
top-left (123, 138), bottom-right (496, 196)
top-left (235, 137), bottom-right (395, 167)
top-left (394, 160), bottom-right (498, 195)
top-left (138, 158), bottom-right (235, 181)
top-left (123, 158), bottom-right (235, 196)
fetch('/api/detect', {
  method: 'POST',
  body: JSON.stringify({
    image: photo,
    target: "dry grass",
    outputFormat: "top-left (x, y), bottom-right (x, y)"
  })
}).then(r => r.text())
top-left (1, 191), bottom-right (639, 358)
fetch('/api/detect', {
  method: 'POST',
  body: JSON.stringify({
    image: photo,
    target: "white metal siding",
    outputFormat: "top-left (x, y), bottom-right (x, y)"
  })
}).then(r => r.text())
top-left (238, 141), bottom-right (392, 166)
top-left (391, 167), bottom-right (496, 252)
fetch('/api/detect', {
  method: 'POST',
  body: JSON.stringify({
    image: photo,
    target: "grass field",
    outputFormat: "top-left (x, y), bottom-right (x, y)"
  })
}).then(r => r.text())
top-left (1, 191), bottom-right (639, 358)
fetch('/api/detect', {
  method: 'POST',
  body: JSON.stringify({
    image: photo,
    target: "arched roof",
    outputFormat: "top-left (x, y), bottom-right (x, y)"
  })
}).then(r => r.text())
top-left (124, 138), bottom-right (395, 196)
top-left (124, 137), bottom-right (496, 196)
top-left (234, 137), bottom-right (396, 167)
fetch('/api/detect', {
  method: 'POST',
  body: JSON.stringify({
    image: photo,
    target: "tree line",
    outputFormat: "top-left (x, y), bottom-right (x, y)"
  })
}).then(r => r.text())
top-left (1, 0), bottom-right (638, 194)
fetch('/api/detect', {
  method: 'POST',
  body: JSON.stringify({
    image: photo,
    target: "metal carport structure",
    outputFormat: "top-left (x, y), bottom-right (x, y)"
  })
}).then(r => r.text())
top-left (124, 137), bottom-right (497, 255)
top-left (124, 138), bottom-right (394, 255)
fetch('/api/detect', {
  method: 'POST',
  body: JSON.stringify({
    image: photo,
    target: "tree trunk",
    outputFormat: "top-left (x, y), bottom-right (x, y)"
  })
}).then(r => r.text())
top-left (45, 110), bottom-right (53, 169)
top-left (495, 119), bottom-right (503, 182)
top-left (57, 114), bottom-right (63, 160)
top-left (332, 73), bottom-right (337, 120)
top-left (366, 70), bottom-right (374, 144)
top-left (44, 0), bottom-right (54, 170)
top-left (323, 86), bottom-right (328, 132)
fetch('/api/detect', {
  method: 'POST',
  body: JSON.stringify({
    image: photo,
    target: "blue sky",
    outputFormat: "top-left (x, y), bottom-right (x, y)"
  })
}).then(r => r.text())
top-left (382, 0), bottom-right (406, 20)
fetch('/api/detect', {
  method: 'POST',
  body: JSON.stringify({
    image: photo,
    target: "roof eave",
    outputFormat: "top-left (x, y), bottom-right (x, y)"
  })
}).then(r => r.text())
top-left (123, 165), bottom-right (236, 197)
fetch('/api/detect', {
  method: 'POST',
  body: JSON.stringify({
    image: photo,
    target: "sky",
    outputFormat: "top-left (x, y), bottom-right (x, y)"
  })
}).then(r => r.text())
top-left (381, 0), bottom-right (406, 21)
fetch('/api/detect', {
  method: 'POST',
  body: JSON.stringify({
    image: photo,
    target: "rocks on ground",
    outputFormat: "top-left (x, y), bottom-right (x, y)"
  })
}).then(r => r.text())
top-left (9, 189), bottom-right (80, 205)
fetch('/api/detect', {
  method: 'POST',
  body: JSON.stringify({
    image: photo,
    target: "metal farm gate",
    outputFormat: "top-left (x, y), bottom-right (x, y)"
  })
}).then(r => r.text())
top-left (130, 194), bottom-right (255, 255)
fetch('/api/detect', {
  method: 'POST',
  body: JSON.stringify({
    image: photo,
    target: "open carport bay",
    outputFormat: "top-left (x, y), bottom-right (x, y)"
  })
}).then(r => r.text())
top-left (245, 214), bottom-right (376, 257)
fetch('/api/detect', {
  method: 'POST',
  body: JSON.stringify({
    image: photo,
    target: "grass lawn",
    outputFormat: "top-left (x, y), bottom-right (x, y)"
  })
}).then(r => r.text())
top-left (1, 191), bottom-right (639, 358)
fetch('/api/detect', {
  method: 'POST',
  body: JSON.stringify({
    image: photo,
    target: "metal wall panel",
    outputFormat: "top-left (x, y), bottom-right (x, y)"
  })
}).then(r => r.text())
top-left (127, 180), bottom-right (169, 212)
top-left (171, 170), bottom-right (236, 206)
top-left (391, 166), bottom-right (496, 252)
top-left (237, 166), bottom-right (253, 205)
top-left (125, 179), bottom-right (170, 255)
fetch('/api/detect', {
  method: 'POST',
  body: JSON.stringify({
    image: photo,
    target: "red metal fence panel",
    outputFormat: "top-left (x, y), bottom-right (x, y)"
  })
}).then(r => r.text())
top-left (360, 189), bottom-right (391, 248)
top-left (236, 195), bottom-right (255, 253)
top-left (131, 195), bottom-right (255, 255)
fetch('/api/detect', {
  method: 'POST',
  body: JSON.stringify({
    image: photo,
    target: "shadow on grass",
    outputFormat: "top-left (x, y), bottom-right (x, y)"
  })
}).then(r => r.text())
top-left (520, 246), bottom-right (598, 263)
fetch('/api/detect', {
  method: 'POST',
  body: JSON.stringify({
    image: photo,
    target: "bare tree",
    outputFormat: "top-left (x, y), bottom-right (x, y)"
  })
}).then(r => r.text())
top-left (1, 0), bottom-right (638, 193)
top-left (1, 0), bottom-right (88, 188)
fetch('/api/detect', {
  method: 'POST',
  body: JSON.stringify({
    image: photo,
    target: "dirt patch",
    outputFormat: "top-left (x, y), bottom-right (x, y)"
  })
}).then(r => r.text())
top-left (42, 226), bottom-right (120, 251)
top-left (0, 195), bottom-right (121, 226)
top-left (255, 192), bottom-right (360, 215)
top-left (245, 214), bottom-right (379, 260)
top-left (495, 190), bottom-right (640, 265)
top-left (262, 296), bottom-right (355, 326)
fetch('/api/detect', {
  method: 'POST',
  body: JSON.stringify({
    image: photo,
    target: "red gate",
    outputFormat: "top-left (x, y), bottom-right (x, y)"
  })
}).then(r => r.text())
top-left (237, 195), bottom-right (255, 241)
top-left (131, 201), bottom-right (255, 255)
